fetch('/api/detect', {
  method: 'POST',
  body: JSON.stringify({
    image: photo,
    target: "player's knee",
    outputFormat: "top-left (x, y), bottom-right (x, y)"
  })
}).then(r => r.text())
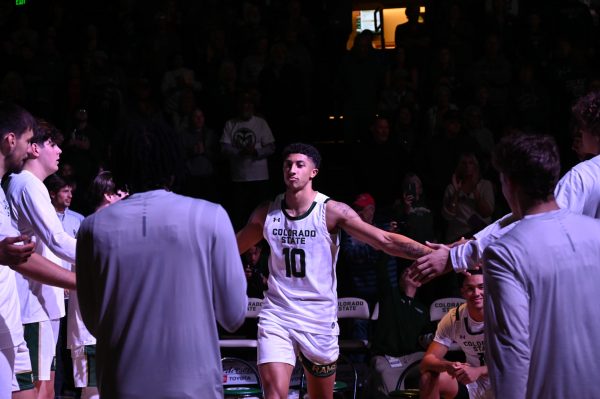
top-left (300, 352), bottom-right (337, 378)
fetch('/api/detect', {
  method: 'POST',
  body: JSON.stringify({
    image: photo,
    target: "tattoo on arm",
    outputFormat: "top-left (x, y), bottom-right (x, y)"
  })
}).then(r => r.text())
top-left (397, 241), bottom-right (432, 259)
top-left (331, 201), bottom-right (359, 220)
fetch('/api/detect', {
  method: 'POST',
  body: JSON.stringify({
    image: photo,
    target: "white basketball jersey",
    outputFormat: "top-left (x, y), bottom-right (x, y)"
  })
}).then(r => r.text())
top-left (262, 192), bottom-right (340, 335)
top-left (434, 303), bottom-right (486, 367)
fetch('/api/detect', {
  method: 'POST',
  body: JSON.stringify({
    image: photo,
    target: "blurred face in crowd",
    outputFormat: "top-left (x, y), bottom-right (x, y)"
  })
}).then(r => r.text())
top-left (243, 245), bottom-right (262, 267)
top-left (371, 118), bottom-right (390, 144)
top-left (192, 109), bottom-right (205, 129)
top-left (51, 185), bottom-right (73, 210)
top-left (356, 204), bottom-right (375, 225)
top-left (456, 154), bottom-right (479, 180)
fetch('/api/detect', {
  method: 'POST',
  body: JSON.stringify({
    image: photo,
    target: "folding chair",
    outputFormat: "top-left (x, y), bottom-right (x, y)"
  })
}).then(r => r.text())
top-left (337, 297), bottom-right (371, 351)
top-left (429, 297), bottom-right (466, 353)
top-left (222, 357), bottom-right (263, 398)
top-left (429, 297), bottom-right (466, 323)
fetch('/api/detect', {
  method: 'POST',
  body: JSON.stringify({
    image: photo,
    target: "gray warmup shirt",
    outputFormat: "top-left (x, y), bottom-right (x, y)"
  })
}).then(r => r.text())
top-left (76, 190), bottom-right (247, 398)
top-left (483, 209), bottom-right (600, 399)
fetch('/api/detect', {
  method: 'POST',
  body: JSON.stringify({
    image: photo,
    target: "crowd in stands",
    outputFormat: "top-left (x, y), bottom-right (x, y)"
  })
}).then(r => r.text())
top-left (2, 0), bottom-right (600, 395)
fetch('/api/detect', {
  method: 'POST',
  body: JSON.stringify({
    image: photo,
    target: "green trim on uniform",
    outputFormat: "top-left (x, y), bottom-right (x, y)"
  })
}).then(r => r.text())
top-left (281, 198), bottom-right (317, 221)
top-left (16, 371), bottom-right (35, 391)
top-left (299, 352), bottom-right (337, 378)
top-left (23, 323), bottom-right (40, 380)
top-left (223, 386), bottom-right (262, 396)
top-left (85, 345), bottom-right (97, 387)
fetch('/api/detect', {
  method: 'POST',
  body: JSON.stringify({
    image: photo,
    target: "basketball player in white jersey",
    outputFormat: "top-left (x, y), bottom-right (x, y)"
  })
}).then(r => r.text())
top-left (236, 143), bottom-right (432, 399)
top-left (420, 271), bottom-right (492, 399)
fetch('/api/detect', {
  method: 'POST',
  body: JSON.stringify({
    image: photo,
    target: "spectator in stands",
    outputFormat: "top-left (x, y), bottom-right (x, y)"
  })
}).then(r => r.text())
top-left (394, 2), bottom-right (431, 65)
top-left (425, 85), bottom-right (459, 138)
top-left (442, 152), bottom-right (494, 242)
top-left (340, 193), bottom-right (399, 358)
top-left (220, 91), bottom-right (275, 229)
top-left (258, 41), bottom-right (307, 145)
top-left (365, 263), bottom-right (430, 398)
top-left (242, 241), bottom-right (268, 299)
top-left (467, 33), bottom-right (512, 133)
top-left (393, 173), bottom-right (435, 245)
top-left (356, 116), bottom-right (404, 209)
top-left (180, 107), bottom-right (220, 202)
top-left (392, 105), bottom-right (419, 161)
top-left (337, 29), bottom-right (386, 144)
top-left (463, 105), bottom-right (495, 165)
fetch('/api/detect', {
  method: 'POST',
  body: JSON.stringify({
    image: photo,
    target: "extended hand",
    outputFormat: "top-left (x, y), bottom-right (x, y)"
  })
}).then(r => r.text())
top-left (0, 235), bottom-right (35, 267)
top-left (408, 242), bottom-right (452, 283)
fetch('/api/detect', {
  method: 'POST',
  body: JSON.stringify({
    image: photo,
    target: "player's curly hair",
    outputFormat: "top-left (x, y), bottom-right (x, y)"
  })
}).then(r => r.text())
top-left (281, 142), bottom-right (321, 168)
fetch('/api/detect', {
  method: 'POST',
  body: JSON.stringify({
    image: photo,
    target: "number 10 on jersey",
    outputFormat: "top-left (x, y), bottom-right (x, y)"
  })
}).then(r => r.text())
top-left (283, 248), bottom-right (306, 278)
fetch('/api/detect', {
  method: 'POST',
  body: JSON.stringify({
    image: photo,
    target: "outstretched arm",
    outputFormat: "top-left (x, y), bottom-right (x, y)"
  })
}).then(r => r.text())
top-left (327, 200), bottom-right (431, 260)
top-left (409, 212), bottom-right (520, 283)
top-left (236, 202), bottom-right (270, 255)
top-left (12, 253), bottom-right (76, 290)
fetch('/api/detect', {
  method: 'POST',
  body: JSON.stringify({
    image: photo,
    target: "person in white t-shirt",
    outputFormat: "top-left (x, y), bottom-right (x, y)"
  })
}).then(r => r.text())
top-left (45, 173), bottom-right (84, 398)
top-left (420, 271), bottom-right (492, 399)
top-left (4, 119), bottom-right (76, 399)
top-left (0, 104), bottom-right (75, 399)
top-left (236, 143), bottom-right (432, 399)
top-left (221, 91), bottom-right (275, 228)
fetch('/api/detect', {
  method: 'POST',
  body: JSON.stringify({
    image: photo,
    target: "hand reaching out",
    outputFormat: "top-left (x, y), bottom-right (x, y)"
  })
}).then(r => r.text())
top-left (408, 241), bottom-right (452, 284)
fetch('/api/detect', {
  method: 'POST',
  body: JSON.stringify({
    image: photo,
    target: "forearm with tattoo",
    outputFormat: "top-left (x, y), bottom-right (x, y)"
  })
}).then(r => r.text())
top-left (391, 237), bottom-right (433, 260)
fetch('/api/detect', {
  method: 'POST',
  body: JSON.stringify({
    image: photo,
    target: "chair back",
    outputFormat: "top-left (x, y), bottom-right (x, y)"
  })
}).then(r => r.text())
top-left (337, 297), bottom-right (370, 319)
top-left (222, 357), bottom-right (263, 397)
top-left (429, 297), bottom-right (465, 322)
top-left (246, 298), bottom-right (263, 318)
